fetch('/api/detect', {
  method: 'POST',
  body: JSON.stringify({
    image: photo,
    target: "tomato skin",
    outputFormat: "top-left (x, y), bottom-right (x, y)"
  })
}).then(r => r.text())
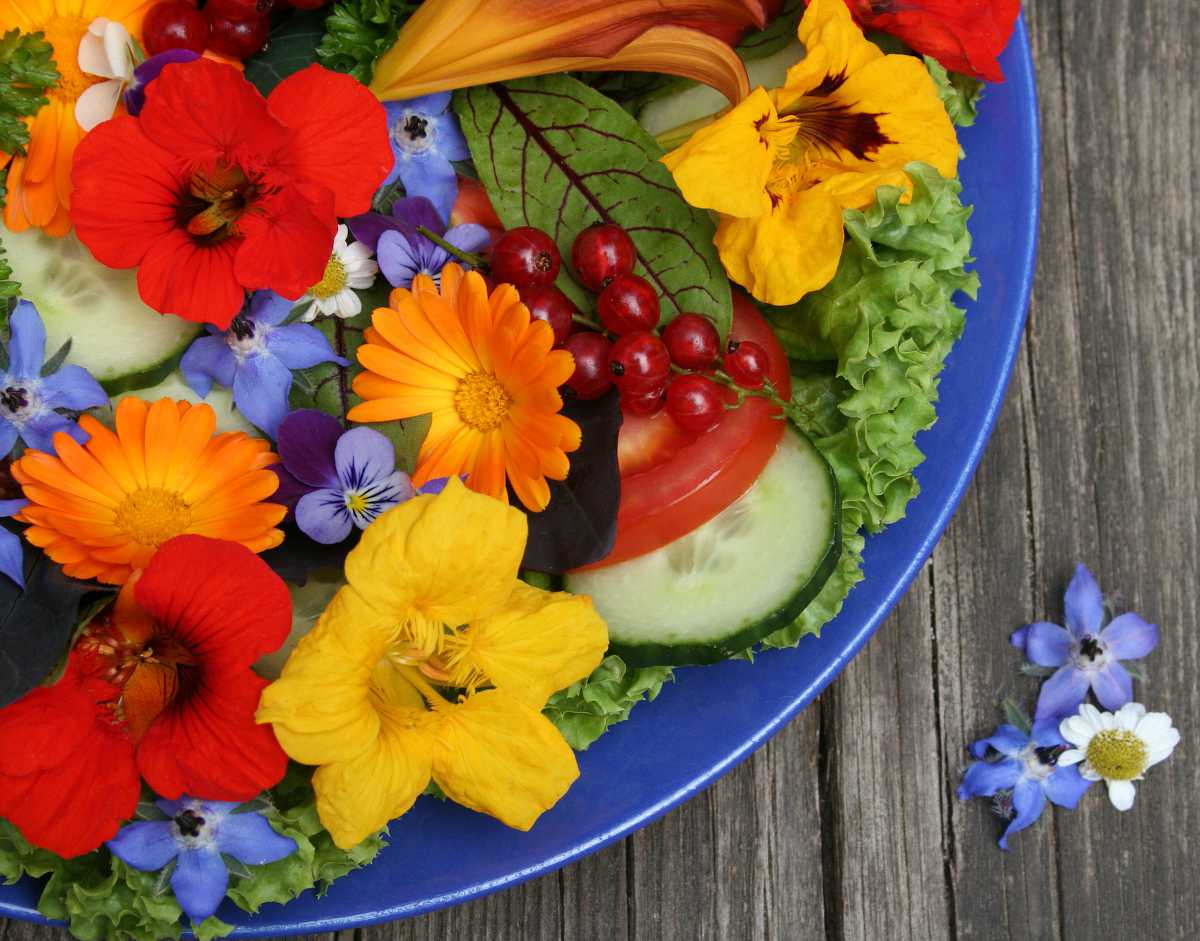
top-left (579, 293), bottom-right (791, 570)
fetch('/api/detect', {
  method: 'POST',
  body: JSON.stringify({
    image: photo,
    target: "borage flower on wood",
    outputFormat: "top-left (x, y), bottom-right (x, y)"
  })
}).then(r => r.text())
top-left (257, 478), bottom-right (608, 848)
top-left (70, 59), bottom-right (393, 328)
top-left (0, 536), bottom-right (292, 857)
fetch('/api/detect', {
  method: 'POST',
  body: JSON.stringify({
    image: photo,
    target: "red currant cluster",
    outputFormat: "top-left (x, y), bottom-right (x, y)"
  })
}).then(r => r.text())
top-left (488, 223), bottom-right (769, 435)
top-left (143, 0), bottom-right (327, 62)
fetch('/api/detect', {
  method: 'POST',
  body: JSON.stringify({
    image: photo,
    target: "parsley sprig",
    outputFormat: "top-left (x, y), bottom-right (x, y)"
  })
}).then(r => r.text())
top-left (316, 0), bottom-right (420, 83)
top-left (0, 29), bottom-right (59, 156)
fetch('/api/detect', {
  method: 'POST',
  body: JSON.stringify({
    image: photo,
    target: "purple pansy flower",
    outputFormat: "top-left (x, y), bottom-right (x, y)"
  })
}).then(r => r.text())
top-left (0, 300), bottom-right (107, 455)
top-left (381, 93), bottom-right (471, 223)
top-left (107, 796), bottom-right (296, 923)
top-left (179, 291), bottom-right (347, 439)
top-left (123, 49), bottom-right (200, 116)
top-left (273, 410), bottom-right (414, 544)
top-left (0, 499), bottom-right (28, 588)
top-left (348, 196), bottom-right (489, 290)
top-left (1011, 564), bottom-right (1158, 720)
top-left (957, 718), bottom-right (1092, 849)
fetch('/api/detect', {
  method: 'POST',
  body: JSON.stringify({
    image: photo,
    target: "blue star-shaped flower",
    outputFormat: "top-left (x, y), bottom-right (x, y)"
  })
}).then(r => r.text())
top-left (382, 92), bottom-right (471, 224)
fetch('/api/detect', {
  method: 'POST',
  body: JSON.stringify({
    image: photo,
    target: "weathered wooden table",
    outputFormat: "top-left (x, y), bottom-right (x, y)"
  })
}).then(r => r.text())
top-left (5, 1), bottom-right (1198, 938)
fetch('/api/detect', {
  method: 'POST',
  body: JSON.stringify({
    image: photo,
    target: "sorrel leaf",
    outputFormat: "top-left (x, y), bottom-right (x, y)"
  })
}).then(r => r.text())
top-left (456, 75), bottom-right (732, 338)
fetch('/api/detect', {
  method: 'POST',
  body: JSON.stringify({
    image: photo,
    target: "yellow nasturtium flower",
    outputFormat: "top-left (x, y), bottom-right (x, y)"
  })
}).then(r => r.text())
top-left (256, 478), bottom-right (608, 849)
top-left (662, 0), bottom-right (959, 306)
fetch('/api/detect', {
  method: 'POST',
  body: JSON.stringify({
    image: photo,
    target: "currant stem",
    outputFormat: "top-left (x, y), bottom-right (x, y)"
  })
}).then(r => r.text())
top-left (416, 226), bottom-right (488, 269)
top-left (572, 312), bottom-right (605, 331)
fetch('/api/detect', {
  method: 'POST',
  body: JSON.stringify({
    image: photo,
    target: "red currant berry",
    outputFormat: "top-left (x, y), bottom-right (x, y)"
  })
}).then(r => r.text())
top-left (597, 274), bottom-right (660, 335)
top-left (608, 332), bottom-right (671, 395)
top-left (490, 227), bottom-right (560, 286)
top-left (571, 223), bottom-right (636, 291)
top-left (666, 374), bottom-right (725, 434)
top-left (520, 284), bottom-right (575, 348)
top-left (563, 332), bottom-right (613, 400)
top-left (208, 0), bottom-right (273, 19)
top-left (206, 10), bottom-right (269, 59)
top-left (621, 385), bottom-right (668, 417)
top-left (662, 313), bottom-right (720, 370)
top-left (723, 340), bottom-right (769, 389)
top-left (143, 1), bottom-right (209, 56)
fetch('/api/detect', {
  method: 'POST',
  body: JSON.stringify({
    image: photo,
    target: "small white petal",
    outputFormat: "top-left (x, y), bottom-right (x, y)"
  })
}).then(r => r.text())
top-left (298, 301), bottom-right (320, 323)
top-left (1080, 765), bottom-right (1103, 781)
top-left (1057, 748), bottom-right (1085, 766)
top-left (75, 79), bottom-right (123, 132)
top-left (78, 21), bottom-right (114, 77)
top-left (333, 224), bottom-right (349, 251)
top-left (1079, 703), bottom-right (1103, 726)
top-left (1146, 728), bottom-right (1181, 767)
top-left (1106, 779), bottom-right (1137, 811)
top-left (336, 291), bottom-right (362, 318)
top-left (1116, 702), bottom-right (1145, 730)
top-left (1134, 711), bottom-right (1173, 743)
top-left (343, 242), bottom-right (376, 265)
top-left (1099, 710), bottom-right (1117, 732)
top-left (104, 22), bottom-right (134, 79)
top-left (1061, 716), bottom-right (1096, 747)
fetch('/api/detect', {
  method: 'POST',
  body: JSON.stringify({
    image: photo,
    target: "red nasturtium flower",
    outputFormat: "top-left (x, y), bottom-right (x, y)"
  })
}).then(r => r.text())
top-left (845, 0), bottom-right (1020, 83)
top-left (0, 536), bottom-right (291, 858)
top-left (70, 58), bottom-right (393, 329)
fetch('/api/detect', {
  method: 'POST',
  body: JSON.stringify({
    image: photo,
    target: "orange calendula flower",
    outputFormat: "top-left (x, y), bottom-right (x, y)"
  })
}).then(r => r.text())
top-left (348, 263), bottom-right (580, 513)
top-left (12, 397), bottom-right (286, 585)
top-left (0, 0), bottom-right (154, 236)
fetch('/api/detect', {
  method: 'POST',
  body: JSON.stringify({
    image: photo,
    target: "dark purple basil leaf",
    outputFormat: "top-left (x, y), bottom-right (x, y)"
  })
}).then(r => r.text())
top-left (518, 389), bottom-right (623, 574)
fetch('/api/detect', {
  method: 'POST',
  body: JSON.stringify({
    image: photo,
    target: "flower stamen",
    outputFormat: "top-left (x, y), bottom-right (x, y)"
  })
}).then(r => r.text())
top-left (1086, 729), bottom-right (1149, 781)
top-left (453, 371), bottom-right (512, 432)
top-left (114, 488), bottom-right (193, 549)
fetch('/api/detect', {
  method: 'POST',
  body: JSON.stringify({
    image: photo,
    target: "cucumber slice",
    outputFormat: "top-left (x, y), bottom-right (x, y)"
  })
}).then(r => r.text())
top-left (112, 371), bottom-right (261, 438)
top-left (4, 228), bottom-right (201, 394)
top-left (566, 426), bottom-right (839, 666)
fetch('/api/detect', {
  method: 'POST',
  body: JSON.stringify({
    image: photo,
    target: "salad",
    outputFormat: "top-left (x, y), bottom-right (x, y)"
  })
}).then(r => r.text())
top-left (0, 0), bottom-right (1019, 937)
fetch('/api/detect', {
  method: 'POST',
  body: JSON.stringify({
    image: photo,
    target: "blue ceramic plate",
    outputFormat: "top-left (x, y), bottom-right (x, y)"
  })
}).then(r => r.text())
top-left (1, 17), bottom-right (1039, 936)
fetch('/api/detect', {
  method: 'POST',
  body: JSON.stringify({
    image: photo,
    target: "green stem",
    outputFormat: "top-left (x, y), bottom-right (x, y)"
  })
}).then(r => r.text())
top-left (416, 226), bottom-right (487, 269)
top-left (572, 312), bottom-right (604, 332)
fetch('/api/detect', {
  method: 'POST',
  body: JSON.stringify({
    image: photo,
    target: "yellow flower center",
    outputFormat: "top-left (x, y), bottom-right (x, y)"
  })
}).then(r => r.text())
top-left (453, 371), bottom-right (512, 432)
top-left (346, 491), bottom-right (369, 514)
top-left (1086, 729), bottom-right (1149, 781)
top-left (114, 488), bottom-right (192, 548)
top-left (40, 16), bottom-right (103, 103)
top-left (310, 255), bottom-right (348, 300)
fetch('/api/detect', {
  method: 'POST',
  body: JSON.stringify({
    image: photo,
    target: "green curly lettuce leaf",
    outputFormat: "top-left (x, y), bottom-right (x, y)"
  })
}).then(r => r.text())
top-left (761, 162), bottom-right (977, 647)
top-left (0, 29), bottom-right (58, 156)
top-left (316, 0), bottom-right (421, 83)
top-left (544, 655), bottom-right (674, 750)
top-left (925, 56), bottom-right (984, 128)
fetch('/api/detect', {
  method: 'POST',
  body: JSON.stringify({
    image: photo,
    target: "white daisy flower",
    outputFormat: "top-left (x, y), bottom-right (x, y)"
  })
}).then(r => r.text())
top-left (1058, 702), bottom-right (1179, 811)
top-left (298, 225), bottom-right (379, 322)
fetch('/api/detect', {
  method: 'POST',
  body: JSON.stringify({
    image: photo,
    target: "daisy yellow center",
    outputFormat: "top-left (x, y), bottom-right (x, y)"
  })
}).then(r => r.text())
top-left (453, 371), bottom-right (512, 432)
top-left (1086, 729), bottom-right (1149, 781)
top-left (114, 488), bottom-right (193, 548)
top-left (311, 255), bottom-right (348, 300)
top-left (40, 16), bottom-right (102, 103)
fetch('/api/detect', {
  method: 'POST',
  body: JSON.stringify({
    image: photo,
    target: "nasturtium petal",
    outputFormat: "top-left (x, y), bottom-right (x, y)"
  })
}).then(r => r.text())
top-left (457, 582), bottom-right (609, 709)
top-left (432, 689), bottom-right (579, 831)
top-left (784, 0), bottom-right (881, 95)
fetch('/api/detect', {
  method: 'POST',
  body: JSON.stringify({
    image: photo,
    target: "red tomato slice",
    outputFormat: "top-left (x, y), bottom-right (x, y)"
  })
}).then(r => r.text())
top-left (578, 292), bottom-right (791, 570)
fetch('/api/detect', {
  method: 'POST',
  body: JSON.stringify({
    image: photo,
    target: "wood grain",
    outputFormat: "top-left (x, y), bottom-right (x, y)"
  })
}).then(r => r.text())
top-left (4, 0), bottom-right (1199, 938)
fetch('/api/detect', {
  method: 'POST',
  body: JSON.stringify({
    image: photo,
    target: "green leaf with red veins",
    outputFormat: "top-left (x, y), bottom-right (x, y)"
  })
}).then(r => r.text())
top-left (455, 75), bottom-right (733, 340)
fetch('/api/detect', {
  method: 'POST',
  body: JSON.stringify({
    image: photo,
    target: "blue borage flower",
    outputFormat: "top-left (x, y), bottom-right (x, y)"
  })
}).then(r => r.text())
top-left (107, 797), bottom-right (296, 923)
top-left (1011, 564), bottom-right (1158, 720)
top-left (0, 300), bottom-right (107, 454)
top-left (957, 718), bottom-right (1091, 849)
top-left (349, 196), bottom-right (489, 290)
top-left (382, 92), bottom-right (471, 223)
top-left (0, 499), bottom-right (28, 588)
top-left (180, 291), bottom-right (348, 439)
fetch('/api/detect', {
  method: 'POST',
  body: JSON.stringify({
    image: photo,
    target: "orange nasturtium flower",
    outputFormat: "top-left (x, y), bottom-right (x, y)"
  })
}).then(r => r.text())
top-left (368, 0), bottom-right (772, 105)
top-left (661, 0), bottom-right (960, 306)
top-left (11, 397), bottom-right (286, 585)
top-left (0, 0), bottom-right (154, 235)
top-left (348, 263), bottom-right (580, 513)
top-left (257, 478), bottom-right (609, 849)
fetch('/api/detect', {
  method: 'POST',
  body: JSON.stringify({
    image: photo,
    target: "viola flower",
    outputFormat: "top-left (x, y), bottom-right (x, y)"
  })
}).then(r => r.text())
top-left (12, 397), bottom-right (285, 585)
top-left (179, 291), bottom-right (348, 438)
top-left (957, 719), bottom-right (1091, 849)
top-left (0, 499), bottom-right (29, 588)
top-left (1011, 564), bottom-right (1158, 720)
top-left (0, 299), bottom-right (108, 454)
top-left (74, 16), bottom-right (138, 131)
top-left (844, 0), bottom-right (1021, 83)
top-left (1, 0), bottom-right (153, 236)
top-left (662, 0), bottom-right (958, 305)
top-left (295, 225), bottom-right (380, 322)
top-left (123, 48), bottom-right (200, 117)
top-left (108, 797), bottom-right (297, 923)
top-left (273, 409), bottom-right (414, 545)
top-left (0, 536), bottom-right (292, 857)
top-left (257, 478), bottom-right (609, 848)
top-left (1058, 703), bottom-right (1179, 811)
top-left (348, 264), bottom-right (580, 512)
top-left (381, 93), bottom-right (471, 224)
top-left (71, 59), bottom-right (393, 327)
top-left (349, 196), bottom-right (490, 291)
